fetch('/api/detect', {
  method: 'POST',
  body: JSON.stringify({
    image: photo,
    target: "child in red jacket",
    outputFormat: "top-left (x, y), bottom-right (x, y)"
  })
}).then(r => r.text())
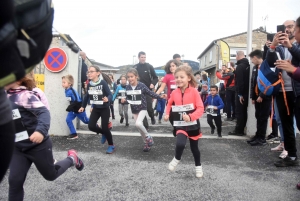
top-left (164, 64), bottom-right (204, 178)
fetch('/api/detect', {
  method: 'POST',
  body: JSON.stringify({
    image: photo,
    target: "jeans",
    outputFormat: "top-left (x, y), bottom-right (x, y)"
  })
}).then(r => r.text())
top-left (156, 99), bottom-right (166, 120)
top-left (66, 111), bottom-right (89, 134)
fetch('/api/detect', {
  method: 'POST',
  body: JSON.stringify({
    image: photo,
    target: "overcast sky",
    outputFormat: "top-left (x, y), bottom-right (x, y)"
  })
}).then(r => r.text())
top-left (53, 0), bottom-right (299, 67)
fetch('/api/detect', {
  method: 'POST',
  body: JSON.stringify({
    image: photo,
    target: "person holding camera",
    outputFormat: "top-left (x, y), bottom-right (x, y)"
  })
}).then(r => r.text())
top-left (266, 19), bottom-right (300, 167)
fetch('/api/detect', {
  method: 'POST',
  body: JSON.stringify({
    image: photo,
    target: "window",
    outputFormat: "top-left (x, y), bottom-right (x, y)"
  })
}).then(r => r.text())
top-left (209, 51), bottom-right (212, 62)
top-left (204, 56), bottom-right (207, 66)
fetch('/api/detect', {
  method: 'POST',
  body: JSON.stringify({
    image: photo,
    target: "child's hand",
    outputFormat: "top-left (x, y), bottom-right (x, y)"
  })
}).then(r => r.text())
top-left (214, 106), bottom-right (218, 110)
top-left (182, 114), bottom-right (191, 122)
top-left (164, 115), bottom-right (169, 121)
top-left (121, 98), bottom-right (126, 103)
top-left (29, 131), bottom-right (44, 143)
top-left (102, 96), bottom-right (108, 102)
top-left (78, 107), bottom-right (84, 113)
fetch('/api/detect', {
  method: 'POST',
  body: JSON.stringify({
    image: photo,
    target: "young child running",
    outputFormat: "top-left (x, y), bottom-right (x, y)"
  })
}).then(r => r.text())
top-left (204, 85), bottom-right (224, 138)
top-left (62, 75), bottom-right (89, 139)
top-left (112, 75), bottom-right (129, 126)
top-left (78, 65), bottom-right (115, 154)
top-left (121, 68), bottom-right (165, 152)
top-left (155, 77), bottom-right (166, 123)
top-left (156, 59), bottom-right (181, 135)
top-left (164, 64), bottom-right (204, 178)
top-left (6, 77), bottom-right (84, 201)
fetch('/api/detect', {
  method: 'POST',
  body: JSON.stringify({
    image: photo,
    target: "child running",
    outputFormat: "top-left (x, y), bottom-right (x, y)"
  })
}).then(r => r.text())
top-left (6, 77), bottom-right (84, 201)
top-left (112, 75), bottom-right (129, 126)
top-left (62, 75), bottom-right (89, 140)
top-left (121, 68), bottom-right (165, 152)
top-left (156, 59), bottom-right (181, 135)
top-left (155, 77), bottom-right (166, 123)
top-left (164, 64), bottom-right (204, 178)
top-left (78, 65), bottom-right (115, 154)
top-left (204, 85), bottom-right (224, 138)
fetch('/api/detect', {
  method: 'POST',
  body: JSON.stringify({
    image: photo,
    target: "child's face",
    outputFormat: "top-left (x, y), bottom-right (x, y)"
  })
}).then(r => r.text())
top-left (127, 73), bottom-right (138, 85)
top-left (87, 67), bottom-right (100, 81)
top-left (210, 88), bottom-right (217, 96)
top-left (170, 62), bottom-right (177, 73)
top-left (195, 74), bottom-right (200, 80)
top-left (120, 77), bottom-right (127, 84)
top-left (62, 78), bottom-right (71, 89)
top-left (175, 70), bottom-right (190, 89)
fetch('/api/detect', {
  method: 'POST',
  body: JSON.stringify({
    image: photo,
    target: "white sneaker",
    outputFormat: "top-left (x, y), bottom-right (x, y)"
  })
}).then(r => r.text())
top-left (195, 166), bottom-right (203, 178)
top-left (168, 157), bottom-right (180, 171)
top-left (271, 143), bottom-right (284, 152)
top-left (279, 149), bottom-right (288, 159)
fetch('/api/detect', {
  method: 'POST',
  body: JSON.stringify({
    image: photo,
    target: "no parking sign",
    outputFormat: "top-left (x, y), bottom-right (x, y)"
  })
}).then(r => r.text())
top-left (44, 48), bottom-right (68, 72)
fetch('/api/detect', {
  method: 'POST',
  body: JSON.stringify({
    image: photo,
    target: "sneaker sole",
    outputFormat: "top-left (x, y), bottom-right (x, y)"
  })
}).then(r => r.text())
top-left (76, 158), bottom-right (84, 171)
top-left (106, 147), bottom-right (115, 154)
top-left (67, 136), bottom-right (78, 140)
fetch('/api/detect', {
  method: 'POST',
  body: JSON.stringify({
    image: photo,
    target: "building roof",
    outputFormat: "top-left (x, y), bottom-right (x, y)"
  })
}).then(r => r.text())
top-left (197, 28), bottom-right (269, 59)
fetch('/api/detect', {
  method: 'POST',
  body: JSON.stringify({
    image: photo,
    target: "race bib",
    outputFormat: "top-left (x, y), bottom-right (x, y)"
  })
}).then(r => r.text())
top-left (170, 84), bottom-right (177, 92)
top-left (206, 105), bottom-right (217, 116)
top-left (88, 90), bottom-right (103, 105)
top-left (117, 89), bottom-right (126, 99)
top-left (12, 109), bottom-right (29, 142)
top-left (126, 90), bottom-right (142, 105)
top-left (171, 104), bottom-right (197, 126)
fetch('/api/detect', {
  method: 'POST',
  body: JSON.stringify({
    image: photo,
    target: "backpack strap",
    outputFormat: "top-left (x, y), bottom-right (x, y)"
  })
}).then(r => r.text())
top-left (278, 73), bottom-right (290, 115)
top-left (69, 87), bottom-right (78, 102)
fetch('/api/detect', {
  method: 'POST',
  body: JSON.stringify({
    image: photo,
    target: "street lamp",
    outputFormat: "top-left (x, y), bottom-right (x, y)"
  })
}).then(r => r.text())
top-left (133, 55), bottom-right (136, 65)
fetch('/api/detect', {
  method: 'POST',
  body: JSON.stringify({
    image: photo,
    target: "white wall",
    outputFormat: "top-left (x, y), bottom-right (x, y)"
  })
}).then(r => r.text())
top-left (44, 46), bottom-right (79, 136)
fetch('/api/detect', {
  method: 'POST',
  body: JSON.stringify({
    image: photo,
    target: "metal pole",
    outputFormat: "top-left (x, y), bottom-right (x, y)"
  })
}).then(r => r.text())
top-left (76, 56), bottom-right (82, 129)
top-left (247, 0), bottom-right (253, 57)
top-left (246, 0), bottom-right (255, 136)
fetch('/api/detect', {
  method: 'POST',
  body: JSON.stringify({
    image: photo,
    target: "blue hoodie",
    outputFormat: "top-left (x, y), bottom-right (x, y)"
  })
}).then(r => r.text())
top-left (203, 94), bottom-right (224, 115)
top-left (113, 84), bottom-right (128, 104)
top-left (65, 87), bottom-right (82, 102)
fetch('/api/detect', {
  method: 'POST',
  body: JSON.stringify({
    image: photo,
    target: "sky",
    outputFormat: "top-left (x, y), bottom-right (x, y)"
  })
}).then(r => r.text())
top-left (53, 0), bottom-right (299, 67)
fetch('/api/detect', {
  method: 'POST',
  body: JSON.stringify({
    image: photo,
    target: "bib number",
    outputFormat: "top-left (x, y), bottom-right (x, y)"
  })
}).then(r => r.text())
top-left (12, 109), bottom-right (29, 142)
top-left (171, 104), bottom-right (197, 126)
top-left (126, 90), bottom-right (142, 105)
top-left (89, 90), bottom-right (103, 105)
top-left (117, 90), bottom-right (126, 99)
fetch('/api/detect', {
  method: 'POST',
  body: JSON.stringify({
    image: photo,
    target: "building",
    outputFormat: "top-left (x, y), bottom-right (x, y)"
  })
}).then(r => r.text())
top-left (196, 28), bottom-right (268, 84)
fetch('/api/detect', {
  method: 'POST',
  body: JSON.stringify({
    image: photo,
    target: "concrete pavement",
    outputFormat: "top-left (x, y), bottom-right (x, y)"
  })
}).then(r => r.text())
top-left (1, 134), bottom-right (300, 201)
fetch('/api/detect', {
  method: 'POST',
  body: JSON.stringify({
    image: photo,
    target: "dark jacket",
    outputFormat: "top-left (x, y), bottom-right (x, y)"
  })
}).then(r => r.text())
top-left (134, 63), bottom-right (158, 89)
top-left (82, 79), bottom-right (112, 109)
top-left (7, 88), bottom-right (50, 150)
top-left (203, 94), bottom-right (224, 115)
top-left (235, 58), bottom-right (250, 97)
top-left (266, 44), bottom-right (300, 97)
top-left (81, 60), bottom-right (88, 83)
top-left (250, 65), bottom-right (269, 100)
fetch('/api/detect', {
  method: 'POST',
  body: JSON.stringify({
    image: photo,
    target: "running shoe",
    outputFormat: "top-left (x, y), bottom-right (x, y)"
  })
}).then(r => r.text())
top-left (67, 134), bottom-right (78, 140)
top-left (120, 117), bottom-right (124, 123)
top-left (67, 149), bottom-right (84, 171)
top-left (106, 145), bottom-right (115, 154)
top-left (195, 166), bottom-right (203, 178)
top-left (168, 157), bottom-right (180, 171)
top-left (143, 143), bottom-right (151, 152)
top-left (146, 135), bottom-right (154, 147)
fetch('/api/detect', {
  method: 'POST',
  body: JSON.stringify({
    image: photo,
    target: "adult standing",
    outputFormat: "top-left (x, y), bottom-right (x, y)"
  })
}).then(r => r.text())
top-left (173, 54), bottom-right (182, 62)
top-left (134, 51), bottom-right (158, 127)
top-left (266, 19), bottom-right (300, 167)
top-left (80, 51), bottom-right (88, 94)
top-left (228, 51), bottom-right (250, 136)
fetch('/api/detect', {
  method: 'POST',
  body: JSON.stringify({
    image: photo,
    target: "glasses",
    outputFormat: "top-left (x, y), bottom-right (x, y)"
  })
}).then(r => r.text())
top-left (285, 25), bottom-right (294, 29)
top-left (87, 71), bottom-right (96, 74)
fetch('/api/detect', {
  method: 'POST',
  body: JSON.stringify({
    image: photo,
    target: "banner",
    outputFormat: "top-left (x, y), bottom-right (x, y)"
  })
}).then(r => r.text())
top-left (220, 40), bottom-right (230, 67)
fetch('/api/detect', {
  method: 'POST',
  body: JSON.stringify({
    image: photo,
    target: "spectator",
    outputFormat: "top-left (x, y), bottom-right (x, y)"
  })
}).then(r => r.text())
top-left (216, 65), bottom-right (236, 121)
top-left (133, 51), bottom-right (158, 128)
top-left (173, 54), bottom-right (181, 62)
top-left (247, 50), bottom-right (271, 146)
top-left (266, 19), bottom-right (300, 167)
top-left (228, 51), bottom-right (250, 136)
top-left (195, 73), bottom-right (202, 92)
top-left (80, 51), bottom-right (88, 94)
top-left (200, 74), bottom-right (209, 104)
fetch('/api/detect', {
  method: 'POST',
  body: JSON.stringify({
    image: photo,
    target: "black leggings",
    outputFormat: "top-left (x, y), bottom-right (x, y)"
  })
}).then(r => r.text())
top-left (9, 138), bottom-right (73, 201)
top-left (175, 133), bottom-right (201, 166)
top-left (89, 107), bottom-right (113, 145)
top-left (0, 121), bottom-right (15, 182)
top-left (109, 102), bottom-right (115, 118)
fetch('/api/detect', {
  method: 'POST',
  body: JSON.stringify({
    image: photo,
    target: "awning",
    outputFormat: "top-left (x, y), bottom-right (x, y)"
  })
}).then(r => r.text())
top-left (200, 65), bottom-right (216, 71)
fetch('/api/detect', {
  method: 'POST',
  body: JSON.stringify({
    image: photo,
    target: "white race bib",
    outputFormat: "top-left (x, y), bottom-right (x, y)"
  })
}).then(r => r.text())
top-left (12, 109), bottom-right (29, 142)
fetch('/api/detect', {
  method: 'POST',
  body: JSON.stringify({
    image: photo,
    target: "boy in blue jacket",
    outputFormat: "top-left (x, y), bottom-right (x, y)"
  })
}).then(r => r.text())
top-left (62, 75), bottom-right (89, 139)
top-left (204, 85), bottom-right (224, 137)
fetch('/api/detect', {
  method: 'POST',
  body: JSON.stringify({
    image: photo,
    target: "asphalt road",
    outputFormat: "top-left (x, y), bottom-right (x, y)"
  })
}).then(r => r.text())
top-left (1, 134), bottom-right (300, 201)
